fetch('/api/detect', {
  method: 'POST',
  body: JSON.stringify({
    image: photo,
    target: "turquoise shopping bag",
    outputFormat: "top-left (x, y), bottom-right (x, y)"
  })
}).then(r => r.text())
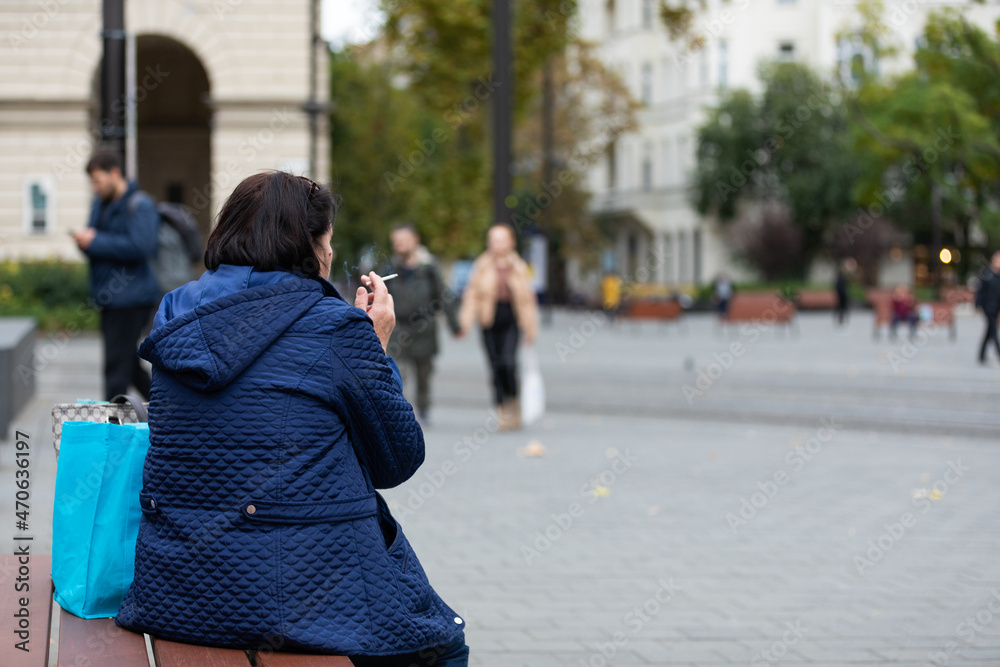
top-left (52, 420), bottom-right (150, 618)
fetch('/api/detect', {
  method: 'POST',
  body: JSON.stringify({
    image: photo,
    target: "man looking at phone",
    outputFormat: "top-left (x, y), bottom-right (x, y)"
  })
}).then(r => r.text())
top-left (72, 150), bottom-right (160, 400)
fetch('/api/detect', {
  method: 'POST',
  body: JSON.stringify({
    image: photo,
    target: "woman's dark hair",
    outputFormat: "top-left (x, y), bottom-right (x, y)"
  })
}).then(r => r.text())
top-left (205, 172), bottom-right (337, 276)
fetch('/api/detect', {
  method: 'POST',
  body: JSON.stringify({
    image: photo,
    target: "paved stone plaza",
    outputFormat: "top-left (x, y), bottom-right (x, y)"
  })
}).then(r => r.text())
top-left (3, 307), bottom-right (1000, 666)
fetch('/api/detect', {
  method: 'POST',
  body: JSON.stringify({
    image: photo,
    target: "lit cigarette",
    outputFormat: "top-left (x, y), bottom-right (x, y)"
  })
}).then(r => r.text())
top-left (362, 273), bottom-right (398, 284)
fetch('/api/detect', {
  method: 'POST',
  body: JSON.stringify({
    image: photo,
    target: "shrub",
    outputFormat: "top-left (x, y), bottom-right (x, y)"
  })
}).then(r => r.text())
top-left (0, 259), bottom-right (97, 331)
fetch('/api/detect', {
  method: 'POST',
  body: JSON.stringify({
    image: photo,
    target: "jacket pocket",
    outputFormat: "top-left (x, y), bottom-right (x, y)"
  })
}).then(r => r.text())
top-left (386, 521), bottom-right (433, 614)
top-left (240, 493), bottom-right (377, 524)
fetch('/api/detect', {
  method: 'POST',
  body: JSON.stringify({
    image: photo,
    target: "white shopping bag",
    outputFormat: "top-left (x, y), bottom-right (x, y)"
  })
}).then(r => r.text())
top-left (521, 344), bottom-right (545, 425)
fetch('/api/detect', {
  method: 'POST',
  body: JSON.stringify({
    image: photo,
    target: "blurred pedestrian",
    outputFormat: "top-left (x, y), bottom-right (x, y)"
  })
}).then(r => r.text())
top-left (976, 250), bottom-right (1000, 364)
top-left (385, 223), bottom-right (461, 425)
top-left (835, 264), bottom-right (849, 325)
top-left (72, 150), bottom-right (160, 400)
top-left (890, 284), bottom-right (918, 340)
top-left (601, 272), bottom-right (623, 322)
top-left (713, 272), bottom-right (733, 323)
top-left (459, 223), bottom-right (539, 431)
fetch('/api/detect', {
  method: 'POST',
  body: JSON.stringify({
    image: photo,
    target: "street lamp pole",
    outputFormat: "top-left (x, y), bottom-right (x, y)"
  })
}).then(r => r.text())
top-left (492, 0), bottom-right (512, 226)
top-left (100, 0), bottom-right (126, 165)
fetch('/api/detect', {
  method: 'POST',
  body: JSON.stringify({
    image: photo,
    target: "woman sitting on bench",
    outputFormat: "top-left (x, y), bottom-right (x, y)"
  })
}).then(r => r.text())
top-left (115, 172), bottom-right (469, 666)
top-left (890, 284), bottom-right (919, 340)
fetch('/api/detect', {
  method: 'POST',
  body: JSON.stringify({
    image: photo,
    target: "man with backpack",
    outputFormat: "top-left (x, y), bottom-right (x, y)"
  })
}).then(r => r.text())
top-left (73, 150), bottom-right (161, 400)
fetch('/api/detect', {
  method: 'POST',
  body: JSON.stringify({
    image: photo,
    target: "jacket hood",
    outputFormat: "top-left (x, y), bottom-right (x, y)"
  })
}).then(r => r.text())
top-left (139, 265), bottom-right (340, 391)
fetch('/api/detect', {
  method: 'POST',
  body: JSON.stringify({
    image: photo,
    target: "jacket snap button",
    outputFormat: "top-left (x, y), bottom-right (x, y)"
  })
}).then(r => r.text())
top-left (246, 505), bottom-right (256, 515)
top-left (454, 616), bottom-right (462, 624)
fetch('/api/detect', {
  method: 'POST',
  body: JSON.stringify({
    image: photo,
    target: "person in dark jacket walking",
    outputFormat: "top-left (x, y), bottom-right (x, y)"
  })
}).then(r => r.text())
top-left (976, 251), bottom-right (1000, 364)
top-left (384, 223), bottom-right (460, 424)
top-left (116, 172), bottom-right (468, 666)
top-left (73, 150), bottom-right (160, 400)
top-left (834, 264), bottom-right (849, 326)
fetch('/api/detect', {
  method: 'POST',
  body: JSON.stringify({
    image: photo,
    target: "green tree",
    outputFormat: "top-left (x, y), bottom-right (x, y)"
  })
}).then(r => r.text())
top-left (691, 62), bottom-right (856, 278)
top-left (382, 0), bottom-right (576, 120)
top-left (511, 41), bottom-right (638, 294)
top-left (329, 45), bottom-right (497, 265)
top-left (331, 1), bottom-right (636, 278)
top-left (376, 0), bottom-right (583, 262)
top-left (328, 48), bottom-right (427, 272)
top-left (847, 4), bottom-right (1000, 282)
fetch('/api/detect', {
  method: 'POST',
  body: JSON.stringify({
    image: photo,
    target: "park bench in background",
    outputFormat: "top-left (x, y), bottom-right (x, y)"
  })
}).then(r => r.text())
top-left (0, 555), bottom-right (353, 667)
top-left (723, 292), bottom-right (796, 332)
top-left (867, 289), bottom-right (956, 341)
top-left (941, 285), bottom-right (974, 305)
top-left (0, 318), bottom-right (36, 440)
top-left (795, 289), bottom-right (838, 310)
top-left (624, 299), bottom-right (685, 332)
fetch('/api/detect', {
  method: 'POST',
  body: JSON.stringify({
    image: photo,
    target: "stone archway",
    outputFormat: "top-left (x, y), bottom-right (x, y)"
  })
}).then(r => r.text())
top-left (135, 34), bottom-right (212, 236)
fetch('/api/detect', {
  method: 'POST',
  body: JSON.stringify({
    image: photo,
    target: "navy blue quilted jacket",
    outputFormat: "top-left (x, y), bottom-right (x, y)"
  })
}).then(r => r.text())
top-left (115, 265), bottom-right (464, 655)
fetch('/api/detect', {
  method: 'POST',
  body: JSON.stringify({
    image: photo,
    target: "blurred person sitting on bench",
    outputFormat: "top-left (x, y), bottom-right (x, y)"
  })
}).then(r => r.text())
top-left (890, 284), bottom-right (919, 340)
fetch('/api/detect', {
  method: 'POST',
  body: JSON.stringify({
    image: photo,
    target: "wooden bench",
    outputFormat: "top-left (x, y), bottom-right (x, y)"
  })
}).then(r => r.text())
top-left (867, 290), bottom-right (956, 341)
top-left (626, 299), bottom-right (682, 320)
top-left (941, 286), bottom-right (974, 305)
top-left (0, 555), bottom-right (353, 667)
top-left (622, 299), bottom-right (685, 333)
top-left (722, 292), bottom-right (796, 332)
top-left (795, 290), bottom-right (838, 310)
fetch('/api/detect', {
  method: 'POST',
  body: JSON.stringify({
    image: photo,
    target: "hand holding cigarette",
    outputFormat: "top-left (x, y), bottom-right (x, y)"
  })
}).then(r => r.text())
top-left (355, 271), bottom-right (396, 352)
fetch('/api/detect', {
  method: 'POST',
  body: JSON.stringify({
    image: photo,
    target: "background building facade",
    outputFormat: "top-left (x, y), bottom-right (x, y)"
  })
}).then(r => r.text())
top-left (0, 0), bottom-right (328, 260)
top-left (575, 0), bottom-right (1000, 290)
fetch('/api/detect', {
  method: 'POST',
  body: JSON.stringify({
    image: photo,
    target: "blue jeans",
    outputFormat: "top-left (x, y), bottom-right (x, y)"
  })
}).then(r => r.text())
top-left (349, 632), bottom-right (469, 667)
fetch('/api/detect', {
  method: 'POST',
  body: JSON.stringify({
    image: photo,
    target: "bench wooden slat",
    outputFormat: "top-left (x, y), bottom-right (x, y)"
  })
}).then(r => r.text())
top-left (725, 293), bottom-right (795, 323)
top-left (627, 300), bottom-right (682, 320)
top-left (0, 554), bottom-right (52, 667)
top-left (796, 290), bottom-right (838, 309)
top-left (57, 610), bottom-right (148, 666)
top-left (153, 638), bottom-right (251, 667)
top-left (254, 652), bottom-right (354, 667)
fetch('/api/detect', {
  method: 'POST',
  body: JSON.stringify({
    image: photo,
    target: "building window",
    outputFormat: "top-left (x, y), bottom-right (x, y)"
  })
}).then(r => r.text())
top-left (678, 230), bottom-right (687, 282)
top-left (23, 176), bottom-right (54, 236)
top-left (778, 41), bottom-right (795, 62)
top-left (642, 143), bottom-right (653, 191)
top-left (642, 0), bottom-right (655, 29)
top-left (699, 48), bottom-right (709, 89)
top-left (606, 140), bottom-right (618, 190)
top-left (641, 62), bottom-right (653, 106)
top-left (677, 136), bottom-right (689, 181)
top-left (693, 228), bottom-right (703, 284)
top-left (838, 34), bottom-right (877, 84)
top-left (664, 233), bottom-right (673, 282)
top-left (662, 138), bottom-right (671, 186)
top-left (623, 142), bottom-right (633, 190)
top-left (718, 40), bottom-right (729, 89)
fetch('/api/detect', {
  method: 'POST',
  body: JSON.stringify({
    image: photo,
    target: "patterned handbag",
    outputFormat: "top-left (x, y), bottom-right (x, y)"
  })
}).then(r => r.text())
top-left (51, 395), bottom-right (148, 454)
